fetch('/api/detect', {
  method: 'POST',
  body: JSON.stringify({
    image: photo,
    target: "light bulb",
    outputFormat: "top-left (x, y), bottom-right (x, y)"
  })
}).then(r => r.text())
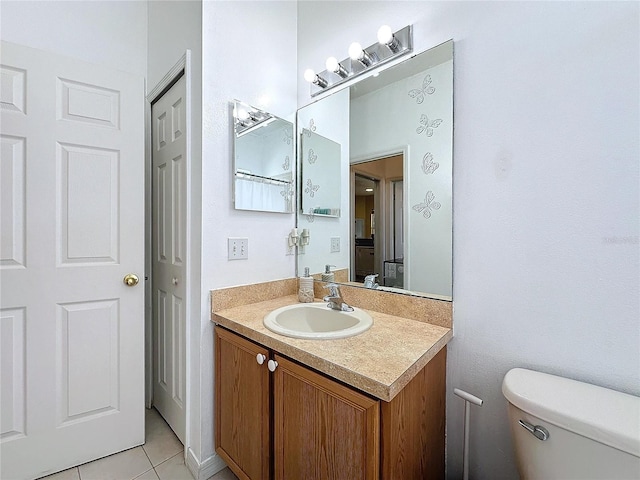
top-left (325, 56), bottom-right (349, 78)
top-left (349, 42), bottom-right (374, 66)
top-left (377, 24), bottom-right (400, 52)
top-left (304, 68), bottom-right (328, 88)
top-left (236, 108), bottom-right (250, 121)
top-left (377, 25), bottom-right (393, 45)
top-left (325, 56), bottom-right (339, 72)
top-left (348, 42), bottom-right (364, 61)
top-left (304, 68), bottom-right (317, 83)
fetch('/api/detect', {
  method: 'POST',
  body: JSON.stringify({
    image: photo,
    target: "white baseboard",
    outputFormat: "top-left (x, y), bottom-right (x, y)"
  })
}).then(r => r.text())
top-left (186, 448), bottom-right (228, 480)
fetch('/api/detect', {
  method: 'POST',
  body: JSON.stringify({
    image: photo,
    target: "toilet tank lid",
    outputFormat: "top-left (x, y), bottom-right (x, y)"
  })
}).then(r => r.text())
top-left (502, 368), bottom-right (640, 458)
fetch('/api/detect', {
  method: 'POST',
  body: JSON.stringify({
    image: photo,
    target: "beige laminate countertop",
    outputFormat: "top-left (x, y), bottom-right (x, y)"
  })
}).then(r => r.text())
top-left (212, 294), bottom-right (452, 402)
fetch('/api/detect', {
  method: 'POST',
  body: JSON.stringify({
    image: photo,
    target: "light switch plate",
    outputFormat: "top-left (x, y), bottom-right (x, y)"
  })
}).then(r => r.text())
top-left (228, 238), bottom-right (248, 260)
top-left (330, 237), bottom-right (340, 253)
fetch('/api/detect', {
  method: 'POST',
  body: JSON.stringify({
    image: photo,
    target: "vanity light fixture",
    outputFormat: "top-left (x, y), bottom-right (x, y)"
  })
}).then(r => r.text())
top-left (304, 25), bottom-right (413, 97)
top-left (304, 68), bottom-right (328, 88)
top-left (236, 117), bottom-right (277, 138)
top-left (235, 107), bottom-right (250, 122)
top-left (233, 100), bottom-right (276, 137)
top-left (348, 42), bottom-right (376, 67)
top-left (325, 56), bottom-right (349, 78)
top-left (377, 24), bottom-right (401, 52)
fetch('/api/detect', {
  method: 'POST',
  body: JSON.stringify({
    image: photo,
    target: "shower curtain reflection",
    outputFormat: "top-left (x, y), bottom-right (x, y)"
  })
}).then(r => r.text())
top-left (235, 173), bottom-right (293, 213)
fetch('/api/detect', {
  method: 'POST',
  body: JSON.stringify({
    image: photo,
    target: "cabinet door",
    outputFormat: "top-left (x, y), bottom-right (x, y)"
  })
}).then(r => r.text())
top-left (273, 354), bottom-right (379, 480)
top-left (215, 327), bottom-right (270, 480)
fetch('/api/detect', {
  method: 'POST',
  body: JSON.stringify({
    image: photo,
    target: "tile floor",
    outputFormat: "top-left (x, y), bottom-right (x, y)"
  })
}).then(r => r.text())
top-left (42, 408), bottom-right (238, 480)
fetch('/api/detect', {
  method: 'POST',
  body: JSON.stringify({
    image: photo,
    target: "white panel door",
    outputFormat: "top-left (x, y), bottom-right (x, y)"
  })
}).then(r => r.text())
top-left (151, 75), bottom-right (186, 443)
top-left (0, 41), bottom-right (144, 480)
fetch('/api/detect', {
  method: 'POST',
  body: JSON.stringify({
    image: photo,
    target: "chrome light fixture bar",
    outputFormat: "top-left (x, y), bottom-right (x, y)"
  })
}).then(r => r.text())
top-left (304, 25), bottom-right (413, 97)
top-left (233, 99), bottom-right (275, 137)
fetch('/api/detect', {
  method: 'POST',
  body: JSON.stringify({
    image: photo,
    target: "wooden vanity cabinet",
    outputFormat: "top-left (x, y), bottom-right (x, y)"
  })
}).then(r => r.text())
top-left (214, 326), bottom-right (446, 480)
top-left (215, 327), bottom-right (270, 480)
top-left (273, 354), bottom-right (379, 480)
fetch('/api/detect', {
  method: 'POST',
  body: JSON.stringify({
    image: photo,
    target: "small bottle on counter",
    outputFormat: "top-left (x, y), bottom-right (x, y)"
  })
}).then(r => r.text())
top-left (298, 267), bottom-right (314, 303)
top-left (321, 264), bottom-right (335, 283)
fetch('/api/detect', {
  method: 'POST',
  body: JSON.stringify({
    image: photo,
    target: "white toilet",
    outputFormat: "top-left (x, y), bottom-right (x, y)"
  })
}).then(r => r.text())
top-left (502, 368), bottom-right (640, 479)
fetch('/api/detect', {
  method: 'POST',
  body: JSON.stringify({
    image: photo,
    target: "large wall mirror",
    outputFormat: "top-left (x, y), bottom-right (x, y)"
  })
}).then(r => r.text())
top-left (232, 100), bottom-right (295, 213)
top-left (296, 40), bottom-right (453, 300)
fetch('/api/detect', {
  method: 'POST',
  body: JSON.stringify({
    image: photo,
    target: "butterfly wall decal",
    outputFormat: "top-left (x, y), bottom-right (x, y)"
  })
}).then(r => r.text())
top-left (304, 208), bottom-right (316, 223)
top-left (303, 118), bottom-right (317, 137)
top-left (307, 148), bottom-right (317, 164)
top-left (282, 129), bottom-right (292, 145)
top-left (408, 75), bottom-right (436, 104)
top-left (421, 152), bottom-right (439, 175)
top-left (416, 114), bottom-right (443, 137)
top-left (280, 184), bottom-right (293, 199)
top-left (412, 191), bottom-right (441, 219)
top-left (304, 179), bottom-right (320, 197)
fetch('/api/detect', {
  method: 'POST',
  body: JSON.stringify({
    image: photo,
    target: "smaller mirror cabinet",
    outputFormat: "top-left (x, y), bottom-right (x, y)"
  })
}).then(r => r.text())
top-left (232, 100), bottom-right (295, 214)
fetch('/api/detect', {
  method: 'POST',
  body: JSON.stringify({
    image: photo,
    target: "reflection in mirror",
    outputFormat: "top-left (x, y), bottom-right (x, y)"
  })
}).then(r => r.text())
top-left (352, 155), bottom-right (403, 287)
top-left (296, 40), bottom-right (453, 300)
top-left (232, 100), bottom-right (294, 213)
top-left (296, 89), bottom-right (350, 274)
top-left (300, 129), bottom-right (341, 217)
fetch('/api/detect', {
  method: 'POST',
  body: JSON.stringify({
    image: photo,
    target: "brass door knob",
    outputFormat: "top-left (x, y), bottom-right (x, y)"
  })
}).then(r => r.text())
top-left (123, 274), bottom-right (139, 287)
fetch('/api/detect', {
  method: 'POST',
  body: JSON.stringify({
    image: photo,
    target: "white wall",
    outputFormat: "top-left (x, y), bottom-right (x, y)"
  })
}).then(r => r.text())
top-left (0, 0), bottom-right (147, 78)
top-left (201, 0), bottom-right (298, 462)
top-left (298, 2), bottom-right (640, 478)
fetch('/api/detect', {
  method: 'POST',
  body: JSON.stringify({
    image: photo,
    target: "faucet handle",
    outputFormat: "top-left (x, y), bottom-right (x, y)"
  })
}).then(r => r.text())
top-left (323, 283), bottom-right (339, 296)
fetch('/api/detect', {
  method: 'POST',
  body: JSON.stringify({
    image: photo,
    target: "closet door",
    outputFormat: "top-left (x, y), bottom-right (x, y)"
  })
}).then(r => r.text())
top-left (151, 74), bottom-right (187, 443)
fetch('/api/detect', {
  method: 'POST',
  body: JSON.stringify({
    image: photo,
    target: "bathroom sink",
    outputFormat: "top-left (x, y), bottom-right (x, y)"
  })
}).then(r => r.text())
top-left (263, 303), bottom-right (373, 339)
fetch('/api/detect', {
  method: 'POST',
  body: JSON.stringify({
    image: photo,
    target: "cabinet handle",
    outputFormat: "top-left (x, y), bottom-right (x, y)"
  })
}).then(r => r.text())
top-left (256, 354), bottom-right (266, 365)
top-left (268, 359), bottom-right (278, 372)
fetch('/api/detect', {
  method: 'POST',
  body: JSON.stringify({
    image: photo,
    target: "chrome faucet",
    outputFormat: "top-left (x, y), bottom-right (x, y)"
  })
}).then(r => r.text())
top-left (363, 274), bottom-right (379, 289)
top-left (323, 283), bottom-right (354, 312)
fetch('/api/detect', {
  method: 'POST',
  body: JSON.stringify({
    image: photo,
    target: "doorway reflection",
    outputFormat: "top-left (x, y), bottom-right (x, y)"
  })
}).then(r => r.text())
top-left (353, 174), bottom-right (377, 282)
top-left (350, 153), bottom-right (404, 287)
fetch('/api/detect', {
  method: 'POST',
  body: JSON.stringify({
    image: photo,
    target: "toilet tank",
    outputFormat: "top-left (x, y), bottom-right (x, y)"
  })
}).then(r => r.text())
top-left (502, 368), bottom-right (640, 480)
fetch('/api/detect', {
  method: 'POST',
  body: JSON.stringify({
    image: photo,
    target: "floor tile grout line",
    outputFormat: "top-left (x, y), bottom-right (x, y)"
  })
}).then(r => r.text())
top-left (136, 446), bottom-right (155, 480)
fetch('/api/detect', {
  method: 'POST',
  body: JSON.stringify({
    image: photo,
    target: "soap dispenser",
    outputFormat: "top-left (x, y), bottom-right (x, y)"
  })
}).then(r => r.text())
top-left (298, 267), bottom-right (314, 303)
top-left (322, 265), bottom-right (335, 283)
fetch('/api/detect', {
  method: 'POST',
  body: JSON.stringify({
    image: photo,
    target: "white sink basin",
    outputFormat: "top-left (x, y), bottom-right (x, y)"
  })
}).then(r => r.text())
top-left (263, 303), bottom-right (373, 339)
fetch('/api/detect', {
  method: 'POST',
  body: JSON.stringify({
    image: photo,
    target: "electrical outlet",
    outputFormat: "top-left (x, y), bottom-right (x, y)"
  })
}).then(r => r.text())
top-left (330, 237), bottom-right (340, 253)
top-left (228, 237), bottom-right (248, 260)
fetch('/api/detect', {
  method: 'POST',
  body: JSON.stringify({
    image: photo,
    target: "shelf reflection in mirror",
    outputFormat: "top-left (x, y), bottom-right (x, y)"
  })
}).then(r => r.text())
top-left (296, 40), bottom-right (453, 301)
top-left (300, 128), bottom-right (342, 217)
top-left (232, 99), bottom-right (294, 214)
